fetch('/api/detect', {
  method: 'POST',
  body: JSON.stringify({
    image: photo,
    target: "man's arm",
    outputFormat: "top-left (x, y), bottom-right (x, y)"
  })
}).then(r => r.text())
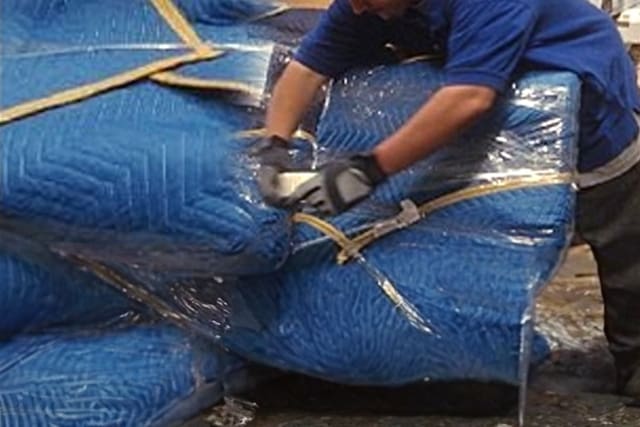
top-left (279, 0), bottom-right (534, 216)
top-left (265, 0), bottom-right (386, 139)
top-left (370, 0), bottom-right (537, 174)
top-left (251, 60), bottom-right (327, 205)
top-left (284, 84), bottom-right (496, 216)
top-left (266, 60), bottom-right (328, 139)
top-left (373, 84), bottom-right (497, 174)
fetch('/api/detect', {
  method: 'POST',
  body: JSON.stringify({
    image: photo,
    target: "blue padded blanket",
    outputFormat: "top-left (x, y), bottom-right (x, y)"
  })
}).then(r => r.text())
top-left (0, 80), bottom-right (291, 275)
top-left (1, 0), bottom-right (188, 108)
top-left (0, 235), bottom-right (252, 426)
top-left (0, 325), bottom-right (248, 427)
top-left (1, 0), bottom-right (299, 276)
top-left (0, 249), bottom-right (133, 337)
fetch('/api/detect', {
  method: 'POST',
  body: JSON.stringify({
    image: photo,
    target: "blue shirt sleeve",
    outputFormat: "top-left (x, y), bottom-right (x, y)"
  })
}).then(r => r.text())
top-left (293, 0), bottom-right (388, 78)
top-left (444, 0), bottom-right (537, 93)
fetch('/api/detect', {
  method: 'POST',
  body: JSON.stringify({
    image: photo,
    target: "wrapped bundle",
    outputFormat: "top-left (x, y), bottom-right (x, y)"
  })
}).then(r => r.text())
top-left (217, 64), bottom-right (579, 385)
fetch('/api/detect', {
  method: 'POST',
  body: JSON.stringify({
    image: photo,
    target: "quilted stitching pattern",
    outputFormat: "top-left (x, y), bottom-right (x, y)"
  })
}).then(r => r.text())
top-left (0, 325), bottom-right (246, 427)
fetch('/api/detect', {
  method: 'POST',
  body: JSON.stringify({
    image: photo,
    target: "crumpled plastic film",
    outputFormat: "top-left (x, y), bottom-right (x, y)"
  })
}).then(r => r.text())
top-left (314, 63), bottom-right (576, 209)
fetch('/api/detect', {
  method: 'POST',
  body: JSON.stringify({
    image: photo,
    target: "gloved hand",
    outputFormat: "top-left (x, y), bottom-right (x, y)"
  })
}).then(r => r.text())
top-left (249, 135), bottom-right (291, 205)
top-left (285, 153), bottom-right (386, 216)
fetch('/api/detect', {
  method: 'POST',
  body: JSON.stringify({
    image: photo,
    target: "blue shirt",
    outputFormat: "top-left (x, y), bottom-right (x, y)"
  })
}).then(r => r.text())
top-left (294, 0), bottom-right (640, 172)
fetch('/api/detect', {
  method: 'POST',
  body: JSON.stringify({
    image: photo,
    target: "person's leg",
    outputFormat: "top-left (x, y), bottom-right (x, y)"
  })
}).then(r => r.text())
top-left (576, 161), bottom-right (640, 396)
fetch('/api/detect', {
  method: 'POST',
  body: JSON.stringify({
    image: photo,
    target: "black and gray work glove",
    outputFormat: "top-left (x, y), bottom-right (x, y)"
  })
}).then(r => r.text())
top-left (249, 135), bottom-right (291, 205)
top-left (285, 153), bottom-right (386, 216)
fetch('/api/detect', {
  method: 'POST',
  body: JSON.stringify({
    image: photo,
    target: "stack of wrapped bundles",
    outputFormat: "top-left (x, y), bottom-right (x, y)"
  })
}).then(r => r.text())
top-left (0, 0), bottom-right (579, 424)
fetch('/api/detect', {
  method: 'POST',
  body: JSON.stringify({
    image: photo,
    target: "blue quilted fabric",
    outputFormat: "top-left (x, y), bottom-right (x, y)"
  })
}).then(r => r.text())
top-left (0, 325), bottom-right (248, 427)
top-left (159, 9), bottom-right (322, 98)
top-left (173, 0), bottom-right (284, 25)
top-left (0, 249), bottom-right (134, 337)
top-left (221, 217), bottom-right (561, 385)
top-left (0, 0), bottom-right (187, 109)
top-left (212, 64), bottom-right (579, 385)
top-left (0, 0), bottom-right (308, 110)
top-left (0, 78), bottom-right (290, 275)
top-left (1, 49), bottom-right (179, 109)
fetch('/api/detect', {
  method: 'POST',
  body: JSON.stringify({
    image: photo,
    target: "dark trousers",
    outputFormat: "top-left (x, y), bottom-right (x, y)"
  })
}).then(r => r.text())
top-left (577, 160), bottom-right (640, 391)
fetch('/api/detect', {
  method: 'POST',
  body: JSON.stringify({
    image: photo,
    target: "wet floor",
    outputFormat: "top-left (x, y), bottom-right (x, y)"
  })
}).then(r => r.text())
top-left (186, 245), bottom-right (640, 426)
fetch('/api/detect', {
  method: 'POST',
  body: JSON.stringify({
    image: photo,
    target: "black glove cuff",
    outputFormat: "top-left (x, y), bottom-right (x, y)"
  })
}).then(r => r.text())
top-left (249, 135), bottom-right (288, 156)
top-left (249, 135), bottom-right (291, 171)
top-left (350, 153), bottom-right (387, 185)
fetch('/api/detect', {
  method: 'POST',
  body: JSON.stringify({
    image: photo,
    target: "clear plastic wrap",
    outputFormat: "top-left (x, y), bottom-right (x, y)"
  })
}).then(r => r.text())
top-left (217, 63), bottom-right (578, 384)
top-left (0, 0), bottom-right (580, 426)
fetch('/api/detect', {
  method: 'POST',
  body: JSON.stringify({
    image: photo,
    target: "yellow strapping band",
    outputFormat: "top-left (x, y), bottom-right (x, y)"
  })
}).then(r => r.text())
top-left (280, 0), bottom-right (331, 9)
top-left (149, 71), bottom-right (262, 98)
top-left (291, 212), bottom-right (353, 248)
top-left (150, 0), bottom-right (214, 55)
top-left (0, 51), bottom-right (219, 125)
top-left (0, 0), bottom-right (217, 125)
top-left (295, 205), bottom-right (437, 334)
top-left (293, 172), bottom-right (573, 264)
top-left (64, 253), bottom-right (200, 331)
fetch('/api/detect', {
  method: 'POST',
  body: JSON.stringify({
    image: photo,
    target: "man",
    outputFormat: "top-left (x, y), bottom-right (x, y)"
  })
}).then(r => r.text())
top-left (253, 0), bottom-right (640, 398)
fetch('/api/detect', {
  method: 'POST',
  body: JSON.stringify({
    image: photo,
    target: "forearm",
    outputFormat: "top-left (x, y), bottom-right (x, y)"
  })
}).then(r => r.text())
top-left (373, 85), bottom-right (497, 175)
top-left (266, 60), bottom-right (328, 139)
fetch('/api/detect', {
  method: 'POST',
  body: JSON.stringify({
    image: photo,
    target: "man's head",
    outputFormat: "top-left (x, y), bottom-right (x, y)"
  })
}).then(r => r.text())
top-left (349, 0), bottom-right (415, 20)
